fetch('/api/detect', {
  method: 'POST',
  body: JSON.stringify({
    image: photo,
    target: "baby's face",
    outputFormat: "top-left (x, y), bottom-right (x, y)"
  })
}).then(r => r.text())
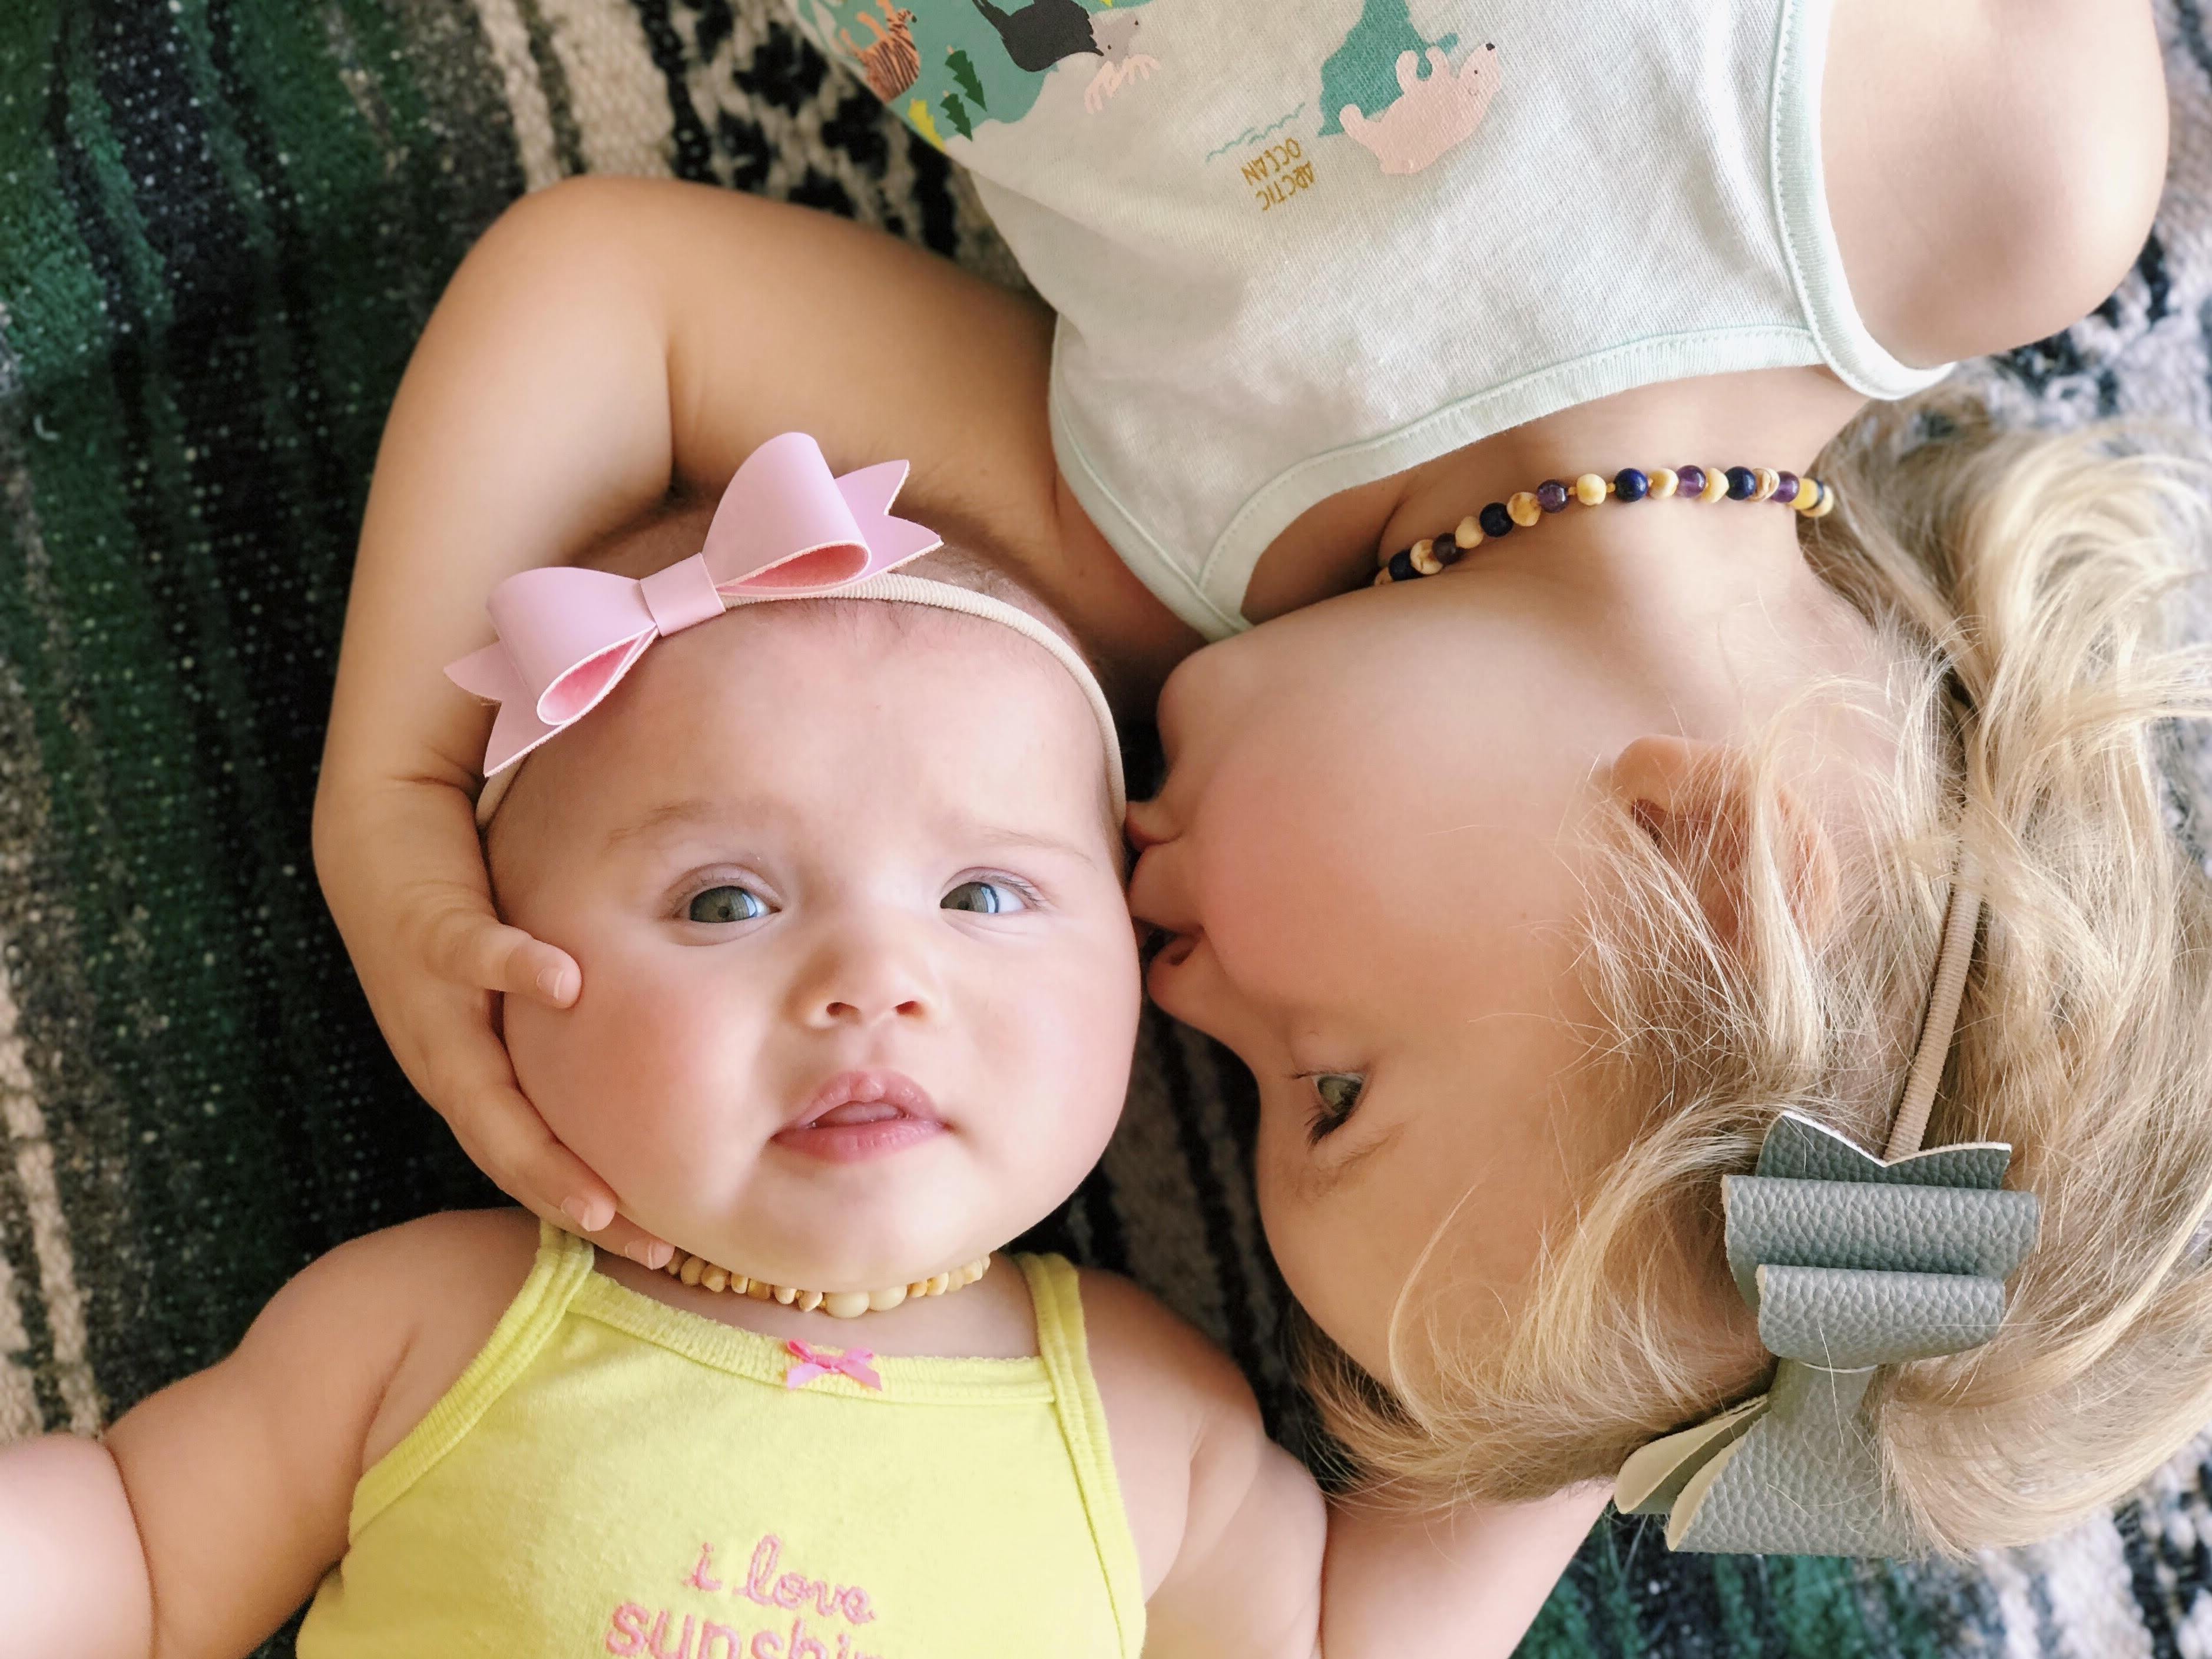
top-left (493, 601), bottom-right (1139, 1292)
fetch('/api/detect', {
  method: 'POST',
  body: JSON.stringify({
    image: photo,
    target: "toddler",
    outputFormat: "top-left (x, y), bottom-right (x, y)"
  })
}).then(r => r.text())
top-left (313, 0), bottom-right (2212, 1559)
top-left (0, 436), bottom-right (1602, 1655)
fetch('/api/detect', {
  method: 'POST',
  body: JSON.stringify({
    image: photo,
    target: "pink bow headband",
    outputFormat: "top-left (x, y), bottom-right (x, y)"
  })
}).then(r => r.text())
top-left (448, 432), bottom-right (942, 777)
top-left (447, 432), bottom-right (1125, 820)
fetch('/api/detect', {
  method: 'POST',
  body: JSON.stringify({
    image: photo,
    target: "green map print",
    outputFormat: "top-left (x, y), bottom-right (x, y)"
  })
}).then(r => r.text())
top-left (794, 0), bottom-right (1158, 147)
top-left (1315, 0), bottom-right (1461, 137)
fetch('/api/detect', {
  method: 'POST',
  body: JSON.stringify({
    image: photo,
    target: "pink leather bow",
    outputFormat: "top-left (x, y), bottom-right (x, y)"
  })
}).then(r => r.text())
top-left (447, 432), bottom-right (942, 775)
top-left (783, 1339), bottom-right (883, 1392)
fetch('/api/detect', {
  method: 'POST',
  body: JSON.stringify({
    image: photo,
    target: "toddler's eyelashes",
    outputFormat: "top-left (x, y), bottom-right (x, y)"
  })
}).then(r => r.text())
top-left (1299, 1073), bottom-right (1367, 1144)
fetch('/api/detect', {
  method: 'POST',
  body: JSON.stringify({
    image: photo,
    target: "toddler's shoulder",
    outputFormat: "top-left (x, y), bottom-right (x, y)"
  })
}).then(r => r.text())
top-left (1826, 0), bottom-right (2165, 366)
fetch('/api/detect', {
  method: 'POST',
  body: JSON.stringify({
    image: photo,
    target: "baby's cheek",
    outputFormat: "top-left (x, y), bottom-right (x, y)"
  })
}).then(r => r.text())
top-left (1009, 938), bottom-right (1141, 1161)
top-left (509, 972), bottom-right (732, 1181)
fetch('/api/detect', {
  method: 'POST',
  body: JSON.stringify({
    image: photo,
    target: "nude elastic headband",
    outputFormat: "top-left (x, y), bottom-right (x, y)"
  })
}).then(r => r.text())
top-left (445, 433), bottom-right (1124, 824)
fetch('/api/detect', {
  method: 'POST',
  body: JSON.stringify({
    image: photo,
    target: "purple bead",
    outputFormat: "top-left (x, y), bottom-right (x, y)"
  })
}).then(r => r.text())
top-left (1535, 479), bottom-right (1570, 514)
top-left (1479, 502), bottom-right (1515, 539)
top-left (1614, 468), bottom-right (1650, 503)
top-left (1773, 471), bottom-right (1800, 504)
top-left (1675, 465), bottom-right (1706, 498)
top-left (1387, 548), bottom-right (1418, 582)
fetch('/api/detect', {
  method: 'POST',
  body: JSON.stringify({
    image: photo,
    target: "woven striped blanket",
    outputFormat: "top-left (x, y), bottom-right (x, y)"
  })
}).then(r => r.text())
top-left (1, 4), bottom-right (2208, 1654)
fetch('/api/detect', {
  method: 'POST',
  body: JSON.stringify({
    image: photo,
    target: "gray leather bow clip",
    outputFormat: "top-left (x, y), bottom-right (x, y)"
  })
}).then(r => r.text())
top-left (1614, 1110), bottom-right (2041, 1555)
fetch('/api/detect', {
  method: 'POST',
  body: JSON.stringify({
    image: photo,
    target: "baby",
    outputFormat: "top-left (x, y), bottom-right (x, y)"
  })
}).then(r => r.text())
top-left (0, 436), bottom-right (1600, 1657)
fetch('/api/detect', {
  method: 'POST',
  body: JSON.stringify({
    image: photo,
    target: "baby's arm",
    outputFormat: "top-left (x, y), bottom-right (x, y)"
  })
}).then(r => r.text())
top-left (1081, 1270), bottom-right (1326, 1657)
top-left (319, 178), bottom-right (1186, 1253)
top-left (1085, 1269), bottom-right (1604, 1658)
top-left (0, 1211), bottom-right (528, 1655)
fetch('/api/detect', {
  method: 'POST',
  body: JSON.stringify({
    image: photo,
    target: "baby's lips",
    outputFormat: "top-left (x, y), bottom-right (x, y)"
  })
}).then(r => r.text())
top-left (772, 1069), bottom-right (949, 1166)
top-left (783, 1068), bottom-right (942, 1132)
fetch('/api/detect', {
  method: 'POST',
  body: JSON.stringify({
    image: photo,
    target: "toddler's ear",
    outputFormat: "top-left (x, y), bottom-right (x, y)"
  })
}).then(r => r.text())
top-left (1604, 734), bottom-right (1841, 949)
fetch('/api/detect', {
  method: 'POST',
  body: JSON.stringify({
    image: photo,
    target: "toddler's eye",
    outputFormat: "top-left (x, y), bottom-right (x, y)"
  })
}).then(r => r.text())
top-left (688, 885), bottom-right (769, 924)
top-left (942, 879), bottom-right (1029, 915)
top-left (1305, 1073), bottom-right (1366, 1143)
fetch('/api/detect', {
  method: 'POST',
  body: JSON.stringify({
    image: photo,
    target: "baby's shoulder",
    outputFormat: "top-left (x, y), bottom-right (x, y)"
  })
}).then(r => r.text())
top-left (316, 1208), bottom-right (542, 1471)
top-left (1072, 1265), bottom-right (1257, 1431)
top-left (197, 1208), bottom-right (541, 1493)
top-left (1069, 1267), bottom-right (1281, 1594)
top-left (1070, 1267), bottom-right (1327, 1633)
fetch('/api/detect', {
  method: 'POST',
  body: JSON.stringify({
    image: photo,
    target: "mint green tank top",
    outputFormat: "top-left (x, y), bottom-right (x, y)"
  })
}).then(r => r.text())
top-left (784, 0), bottom-right (1948, 637)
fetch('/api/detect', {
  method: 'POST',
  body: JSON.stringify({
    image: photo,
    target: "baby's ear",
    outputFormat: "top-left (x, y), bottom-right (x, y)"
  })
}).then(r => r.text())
top-left (1604, 734), bottom-right (1840, 949)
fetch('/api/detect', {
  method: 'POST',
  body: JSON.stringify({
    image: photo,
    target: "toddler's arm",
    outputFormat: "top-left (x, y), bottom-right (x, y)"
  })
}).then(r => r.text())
top-left (1317, 1485), bottom-right (1612, 1656)
top-left (319, 177), bottom-right (1185, 1253)
top-left (0, 1212), bottom-right (524, 1656)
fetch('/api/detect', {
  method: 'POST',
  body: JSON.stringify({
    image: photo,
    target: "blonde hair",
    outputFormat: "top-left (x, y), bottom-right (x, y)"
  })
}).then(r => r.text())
top-left (1315, 396), bottom-right (2212, 1553)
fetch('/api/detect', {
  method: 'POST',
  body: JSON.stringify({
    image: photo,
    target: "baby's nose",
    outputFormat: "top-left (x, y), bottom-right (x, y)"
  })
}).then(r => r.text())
top-left (794, 922), bottom-right (941, 1028)
top-left (820, 984), bottom-right (926, 1024)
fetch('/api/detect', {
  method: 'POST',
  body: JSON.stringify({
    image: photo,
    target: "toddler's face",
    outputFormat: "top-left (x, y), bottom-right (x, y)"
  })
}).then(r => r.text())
top-left (1128, 580), bottom-right (1615, 1386)
top-left (492, 601), bottom-right (1139, 1292)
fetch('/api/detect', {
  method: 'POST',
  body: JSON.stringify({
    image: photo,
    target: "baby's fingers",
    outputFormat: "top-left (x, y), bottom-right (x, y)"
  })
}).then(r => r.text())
top-left (426, 906), bottom-right (580, 1007)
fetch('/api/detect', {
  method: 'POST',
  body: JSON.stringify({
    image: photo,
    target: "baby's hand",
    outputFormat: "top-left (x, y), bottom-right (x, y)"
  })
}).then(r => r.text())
top-left (313, 771), bottom-right (671, 1267)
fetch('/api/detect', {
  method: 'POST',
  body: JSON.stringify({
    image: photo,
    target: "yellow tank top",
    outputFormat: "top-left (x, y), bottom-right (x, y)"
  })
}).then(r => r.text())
top-left (298, 1223), bottom-right (1146, 1659)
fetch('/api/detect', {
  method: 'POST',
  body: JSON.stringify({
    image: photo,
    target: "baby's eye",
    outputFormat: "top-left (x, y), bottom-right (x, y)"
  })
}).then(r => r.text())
top-left (1305, 1074), bottom-right (1366, 1144)
top-left (942, 879), bottom-right (1030, 915)
top-left (688, 885), bottom-right (770, 924)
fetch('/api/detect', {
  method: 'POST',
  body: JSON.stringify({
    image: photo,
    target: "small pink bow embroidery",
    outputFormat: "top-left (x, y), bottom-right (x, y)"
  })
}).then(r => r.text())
top-left (446, 432), bottom-right (942, 776)
top-left (784, 1339), bottom-right (883, 1392)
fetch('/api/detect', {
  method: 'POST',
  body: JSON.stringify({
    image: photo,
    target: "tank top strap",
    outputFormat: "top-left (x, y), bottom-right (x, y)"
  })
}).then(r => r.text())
top-left (1014, 1252), bottom-right (1147, 1659)
top-left (349, 1219), bottom-right (597, 1538)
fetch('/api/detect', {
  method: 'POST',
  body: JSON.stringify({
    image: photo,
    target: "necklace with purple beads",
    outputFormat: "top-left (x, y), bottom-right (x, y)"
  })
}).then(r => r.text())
top-left (1373, 464), bottom-right (1836, 585)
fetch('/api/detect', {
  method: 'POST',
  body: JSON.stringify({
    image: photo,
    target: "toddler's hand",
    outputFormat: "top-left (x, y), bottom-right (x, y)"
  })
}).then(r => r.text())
top-left (314, 773), bottom-right (672, 1267)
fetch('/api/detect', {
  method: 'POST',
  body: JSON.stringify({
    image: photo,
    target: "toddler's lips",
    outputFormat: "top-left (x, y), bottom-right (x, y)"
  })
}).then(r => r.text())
top-left (1145, 928), bottom-right (1198, 970)
top-left (774, 1070), bottom-right (946, 1164)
